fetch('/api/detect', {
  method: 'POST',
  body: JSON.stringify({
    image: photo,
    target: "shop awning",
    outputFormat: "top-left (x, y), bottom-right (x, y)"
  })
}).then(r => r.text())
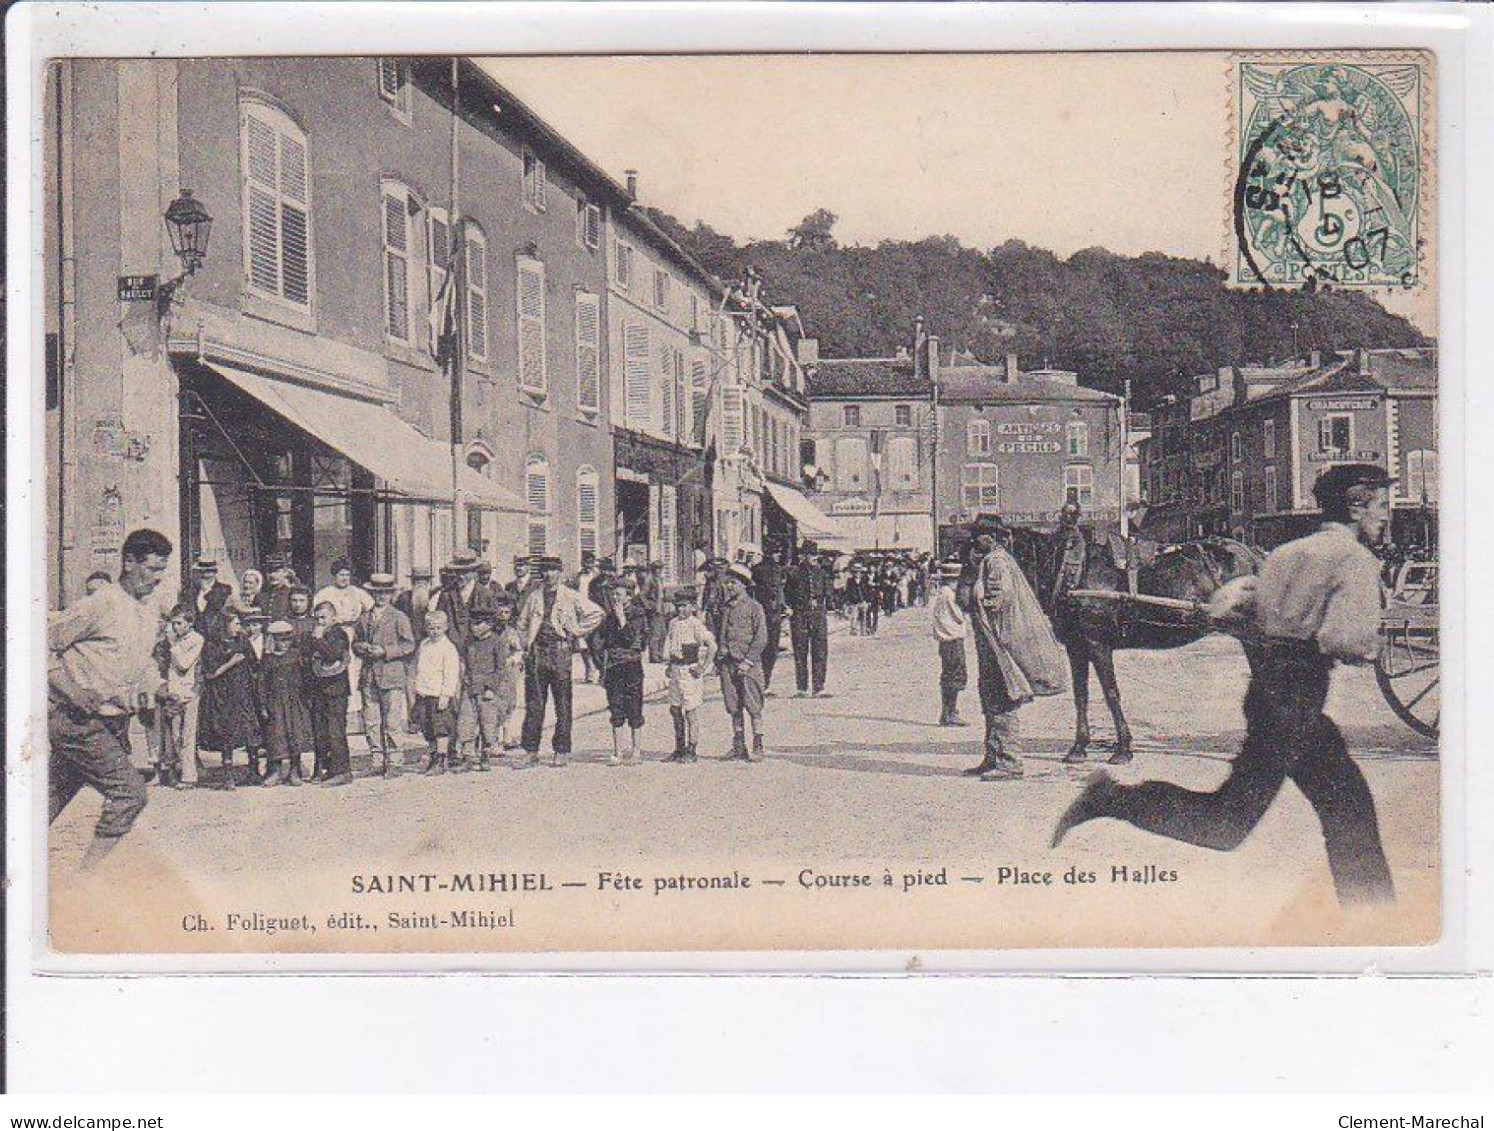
top-left (763, 481), bottom-right (837, 536)
top-left (205, 363), bottom-right (527, 513)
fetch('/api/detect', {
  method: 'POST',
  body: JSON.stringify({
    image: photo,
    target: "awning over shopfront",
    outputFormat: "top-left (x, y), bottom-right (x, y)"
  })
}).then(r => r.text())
top-left (762, 481), bottom-right (837, 536)
top-left (205, 362), bottom-right (526, 512)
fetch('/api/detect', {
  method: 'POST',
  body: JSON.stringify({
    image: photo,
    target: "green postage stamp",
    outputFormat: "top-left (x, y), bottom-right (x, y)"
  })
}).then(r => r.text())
top-left (1228, 51), bottom-right (1435, 293)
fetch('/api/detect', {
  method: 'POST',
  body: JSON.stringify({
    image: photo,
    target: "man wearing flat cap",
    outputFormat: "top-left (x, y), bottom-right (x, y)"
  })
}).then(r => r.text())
top-left (1056, 463), bottom-right (1397, 905)
top-left (516, 555), bottom-right (604, 767)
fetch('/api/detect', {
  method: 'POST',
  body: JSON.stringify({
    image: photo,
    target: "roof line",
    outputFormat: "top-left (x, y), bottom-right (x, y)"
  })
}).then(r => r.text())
top-left (431, 60), bottom-right (724, 291)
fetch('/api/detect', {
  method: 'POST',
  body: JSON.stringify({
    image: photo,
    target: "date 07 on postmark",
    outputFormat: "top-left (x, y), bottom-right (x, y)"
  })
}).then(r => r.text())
top-left (1228, 52), bottom-right (1433, 293)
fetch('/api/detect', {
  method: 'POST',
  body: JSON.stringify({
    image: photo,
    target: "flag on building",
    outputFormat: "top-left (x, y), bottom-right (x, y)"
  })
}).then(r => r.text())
top-left (426, 221), bottom-right (463, 370)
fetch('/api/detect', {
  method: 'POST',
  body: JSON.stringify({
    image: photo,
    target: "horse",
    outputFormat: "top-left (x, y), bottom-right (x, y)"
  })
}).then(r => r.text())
top-left (1003, 525), bottom-right (1263, 764)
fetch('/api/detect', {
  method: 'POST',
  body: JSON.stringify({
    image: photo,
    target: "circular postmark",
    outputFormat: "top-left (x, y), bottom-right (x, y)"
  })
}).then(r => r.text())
top-left (1234, 62), bottom-right (1421, 291)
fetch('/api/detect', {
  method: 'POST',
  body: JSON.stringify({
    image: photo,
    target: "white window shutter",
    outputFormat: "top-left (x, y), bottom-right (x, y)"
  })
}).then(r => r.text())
top-left (690, 358), bottom-right (708, 447)
top-left (577, 468), bottom-right (599, 557)
top-left (466, 232), bottom-right (488, 361)
top-left (526, 459), bottom-right (550, 556)
top-left (429, 215), bottom-right (448, 270)
top-left (517, 258), bottom-right (545, 390)
top-left (383, 191), bottom-right (409, 341)
top-left (378, 59), bottom-right (401, 100)
top-left (721, 385), bottom-right (743, 452)
top-left (242, 103), bottom-right (312, 308)
top-left (277, 131), bottom-right (310, 304)
top-left (616, 242), bottom-right (633, 290)
top-left (624, 323), bottom-right (651, 429)
top-left (575, 292), bottom-right (601, 412)
top-left (244, 111), bottom-right (281, 294)
top-left (534, 158), bottom-right (547, 210)
top-left (658, 341), bottom-right (674, 438)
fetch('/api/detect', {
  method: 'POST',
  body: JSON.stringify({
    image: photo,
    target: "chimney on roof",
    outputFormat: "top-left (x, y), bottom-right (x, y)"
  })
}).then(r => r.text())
top-left (1310, 349), bottom-right (1321, 369)
top-left (895, 345), bottom-right (910, 361)
top-left (1358, 348), bottom-right (1371, 374)
top-left (1004, 353), bottom-right (1019, 383)
top-left (797, 338), bottom-right (819, 367)
top-left (624, 169), bottom-right (639, 199)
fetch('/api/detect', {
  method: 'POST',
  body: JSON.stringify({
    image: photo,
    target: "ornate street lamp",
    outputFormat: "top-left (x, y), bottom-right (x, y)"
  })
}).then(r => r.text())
top-left (164, 190), bottom-right (212, 276)
top-left (157, 190), bottom-right (212, 317)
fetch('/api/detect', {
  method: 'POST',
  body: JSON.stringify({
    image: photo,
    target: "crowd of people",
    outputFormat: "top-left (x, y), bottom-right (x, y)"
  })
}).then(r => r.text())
top-left (49, 465), bottom-right (1403, 905)
top-left (50, 463), bottom-right (1404, 909)
top-left (827, 551), bottom-right (933, 635)
top-left (49, 534), bottom-right (863, 866)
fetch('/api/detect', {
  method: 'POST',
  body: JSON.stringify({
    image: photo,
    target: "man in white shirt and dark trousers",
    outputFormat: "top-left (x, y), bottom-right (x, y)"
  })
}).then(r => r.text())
top-left (931, 560), bottom-right (970, 727)
top-left (1054, 464), bottom-right (1397, 905)
top-left (516, 555), bottom-right (605, 768)
top-left (48, 528), bottom-right (173, 869)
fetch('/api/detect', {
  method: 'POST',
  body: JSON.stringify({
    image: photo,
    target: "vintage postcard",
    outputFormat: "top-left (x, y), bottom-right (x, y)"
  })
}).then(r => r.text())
top-left (31, 46), bottom-right (1445, 963)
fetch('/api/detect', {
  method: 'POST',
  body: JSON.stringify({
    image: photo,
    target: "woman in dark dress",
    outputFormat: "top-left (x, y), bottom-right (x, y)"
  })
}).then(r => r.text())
top-left (259, 621), bottom-right (314, 786)
top-left (307, 600), bottom-right (354, 786)
top-left (197, 583), bottom-right (232, 650)
top-left (198, 607), bottom-right (264, 789)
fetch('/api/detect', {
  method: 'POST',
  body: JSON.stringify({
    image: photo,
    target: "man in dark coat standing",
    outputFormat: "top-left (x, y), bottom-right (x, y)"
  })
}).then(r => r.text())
top-left (965, 519), bottom-right (1068, 781)
top-left (435, 551), bottom-right (496, 658)
top-left (752, 547), bottom-right (787, 691)
top-left (785, 541), bottom-right (831, 698)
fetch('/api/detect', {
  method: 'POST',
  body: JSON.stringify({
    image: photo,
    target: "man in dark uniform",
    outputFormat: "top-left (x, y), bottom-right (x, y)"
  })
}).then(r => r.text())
top-left (752, 547), bottom-right (787, 692)
top-left (1053, 464), bottom-right (1397, 905)
top-left (785, 540), bottom-right (831, 698)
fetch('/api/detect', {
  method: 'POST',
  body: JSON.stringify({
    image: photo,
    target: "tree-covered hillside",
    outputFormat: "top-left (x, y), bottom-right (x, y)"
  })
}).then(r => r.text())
top-left (644, 209), bottom-right (1429, 409)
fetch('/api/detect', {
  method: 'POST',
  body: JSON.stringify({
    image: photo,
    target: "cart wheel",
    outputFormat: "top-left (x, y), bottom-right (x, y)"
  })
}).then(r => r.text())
top-left (1376, 624), bottom-right (1439, 739)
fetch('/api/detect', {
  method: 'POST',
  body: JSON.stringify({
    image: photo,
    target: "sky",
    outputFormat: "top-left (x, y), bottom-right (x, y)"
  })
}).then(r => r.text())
top-left (483, 53), bottom-right (1434, 333)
